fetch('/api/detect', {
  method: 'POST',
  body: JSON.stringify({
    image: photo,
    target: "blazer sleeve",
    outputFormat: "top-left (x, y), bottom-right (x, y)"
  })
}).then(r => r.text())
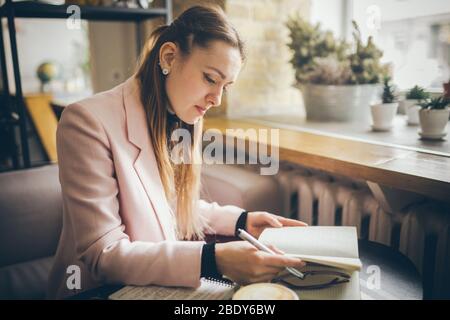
top-left (57, 103), bottom-right (204, 287)
top-left (197, 199), bottom-right (244, 236)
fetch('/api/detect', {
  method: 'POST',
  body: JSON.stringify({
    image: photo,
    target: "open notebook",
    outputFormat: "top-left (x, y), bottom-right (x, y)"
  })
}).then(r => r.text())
top-left (109, 278), bottom-right (236, 300)
top-left (109, 226), bottom-right (361, 300)
top-left (259, 226), bottom-right (362, 300)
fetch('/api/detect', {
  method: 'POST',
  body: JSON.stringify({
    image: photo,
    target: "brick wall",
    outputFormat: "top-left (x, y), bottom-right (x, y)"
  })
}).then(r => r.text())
top-left (225, 0), bottom-right (310, 118)
top-left (147, 0), bottom-right (311, 118)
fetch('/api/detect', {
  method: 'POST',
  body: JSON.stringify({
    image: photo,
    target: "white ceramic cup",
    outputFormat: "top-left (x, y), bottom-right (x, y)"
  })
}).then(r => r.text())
top-left (232, 283), bottom-right (299, 300)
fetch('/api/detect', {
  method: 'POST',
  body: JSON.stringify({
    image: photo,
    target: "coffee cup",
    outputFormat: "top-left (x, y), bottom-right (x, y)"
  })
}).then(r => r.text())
top-left (232, 283), bottom-right (299, 300)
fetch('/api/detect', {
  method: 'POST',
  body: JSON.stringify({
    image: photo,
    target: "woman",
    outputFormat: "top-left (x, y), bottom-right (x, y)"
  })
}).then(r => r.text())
top-left (48, 5), bottom-right (306, 299)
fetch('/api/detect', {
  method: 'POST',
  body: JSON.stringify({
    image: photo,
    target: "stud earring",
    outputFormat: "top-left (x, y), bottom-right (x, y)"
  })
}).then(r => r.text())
top-left (162, 68), bottom-right (169, 75)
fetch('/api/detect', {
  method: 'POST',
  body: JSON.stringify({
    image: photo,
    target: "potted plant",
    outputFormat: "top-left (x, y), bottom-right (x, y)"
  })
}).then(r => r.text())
top-left (370, 77), bottom-right (398, 131)
top-left (400, 85), bottom-right (430, 125)
top-left (418, 96), bottom-right (450, 140)
top-left (287, 17), bottom-right (389, 122)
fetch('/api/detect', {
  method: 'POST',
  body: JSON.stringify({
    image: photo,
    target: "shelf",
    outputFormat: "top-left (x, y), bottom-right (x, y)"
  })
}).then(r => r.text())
top-left (0, 0), bottom-right (172, 169)
top-left (2, 118), bottom-right (20, 126)
top-left (0, 1), bottom-right (168, 21)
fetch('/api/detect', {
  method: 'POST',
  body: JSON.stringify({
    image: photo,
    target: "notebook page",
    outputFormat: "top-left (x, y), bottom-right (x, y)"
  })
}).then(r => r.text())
top-left (259, 227), bottom-right (359, 259)
top-left (109, 279), bottom-right (235, 300)
top-left (286, 254), bottom-right (362, 271)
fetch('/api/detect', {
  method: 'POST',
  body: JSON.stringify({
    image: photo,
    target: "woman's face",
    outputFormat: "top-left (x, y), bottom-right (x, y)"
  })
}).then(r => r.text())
top-left (160, 40), bottom-right (242, 124)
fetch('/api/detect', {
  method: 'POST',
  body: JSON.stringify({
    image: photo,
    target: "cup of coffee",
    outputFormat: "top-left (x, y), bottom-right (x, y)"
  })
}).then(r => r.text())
top-left (232, 283), bottom-right (299, 300)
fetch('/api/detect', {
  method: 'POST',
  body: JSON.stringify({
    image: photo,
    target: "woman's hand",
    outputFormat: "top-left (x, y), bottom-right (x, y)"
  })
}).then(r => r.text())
top-left (215, 241), bottom-right (305, 284)
top-left (246, 211), bottom-right (307, 239)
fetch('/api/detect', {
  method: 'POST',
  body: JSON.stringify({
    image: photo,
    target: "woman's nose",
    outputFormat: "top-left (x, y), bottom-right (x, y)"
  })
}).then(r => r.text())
top-left (207, 88), bottom-right (223, 107)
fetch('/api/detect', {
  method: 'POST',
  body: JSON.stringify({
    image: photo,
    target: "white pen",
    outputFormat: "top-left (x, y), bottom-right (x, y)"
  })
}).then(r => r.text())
top-left (237, 228), bottom-right (305, 280)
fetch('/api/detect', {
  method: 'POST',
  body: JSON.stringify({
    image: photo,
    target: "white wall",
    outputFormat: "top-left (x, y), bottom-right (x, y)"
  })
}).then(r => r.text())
top-left (352, 0), bottom-right (450, 40)
top-left (353, 0), bottom-right (450, 23)
top-left (310, 0), bottom-right (346, 39)
top-left (351, 0), bottom-right (450, 90)
top-left (2, 18), bottom-right (88, 94)
top-left (88, 21), bottom-right (137, 93)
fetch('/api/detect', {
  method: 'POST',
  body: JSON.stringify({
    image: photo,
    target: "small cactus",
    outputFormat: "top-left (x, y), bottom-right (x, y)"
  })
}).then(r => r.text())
top-left (419, 96), bottom-right (450, 110)
top-left (405, 85), bottom-right (430, 100)
top-left (381, 77), bottom-right (397, 104)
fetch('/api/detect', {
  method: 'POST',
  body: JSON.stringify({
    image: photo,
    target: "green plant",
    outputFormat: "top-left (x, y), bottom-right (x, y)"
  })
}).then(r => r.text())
top-left (406, 85), bottom-right (430, 100)
top-left (381, 77), bottom-right (397, 103)
top-left (419, 96), bottom-right (450, 110)
top-left (348, 21), bottom-right (389, 84)
top-left (286, 15), bottom-right (348, 84)
top-left (306, 55), bottom-right (353, 85)
top-left (286, 15), bottom-right (388, 85)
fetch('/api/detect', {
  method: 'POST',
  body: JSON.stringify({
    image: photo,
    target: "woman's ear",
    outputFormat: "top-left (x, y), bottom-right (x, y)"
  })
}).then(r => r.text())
top-left (159, 42), bottom-right (178, 71)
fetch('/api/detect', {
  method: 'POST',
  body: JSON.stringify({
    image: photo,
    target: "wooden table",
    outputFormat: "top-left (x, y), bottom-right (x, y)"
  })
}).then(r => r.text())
top-left (203, 116), bottom-right (450, 203)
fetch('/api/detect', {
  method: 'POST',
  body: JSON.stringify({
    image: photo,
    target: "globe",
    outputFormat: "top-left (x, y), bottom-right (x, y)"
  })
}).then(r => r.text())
top-left (36, 62), bottom-right (59, 84)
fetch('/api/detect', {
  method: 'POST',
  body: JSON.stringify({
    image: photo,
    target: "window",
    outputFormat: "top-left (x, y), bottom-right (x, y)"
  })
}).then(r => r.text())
top-left (310, 0), bottom-right (450, 92)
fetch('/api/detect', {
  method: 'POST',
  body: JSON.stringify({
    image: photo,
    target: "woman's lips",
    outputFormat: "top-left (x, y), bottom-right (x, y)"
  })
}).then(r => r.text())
top-left (195, 105), bottom-right (207, 116)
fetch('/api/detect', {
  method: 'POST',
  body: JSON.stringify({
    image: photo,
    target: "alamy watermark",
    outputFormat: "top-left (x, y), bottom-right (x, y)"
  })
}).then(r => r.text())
top-left (66, 264), bottom-right (81, 290)
top-left (170, 127), bottom-right (280, 175)
top-left (66, 5), bottom-right (81, 30)
top-left (366, 264), bottom-right (381, 290)
top-left (366, 5), bottom-right (382, 32)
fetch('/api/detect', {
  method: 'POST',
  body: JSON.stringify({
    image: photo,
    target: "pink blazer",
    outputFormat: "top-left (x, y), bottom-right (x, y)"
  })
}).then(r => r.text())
top-left (47, 76), bottom-right (244, 299)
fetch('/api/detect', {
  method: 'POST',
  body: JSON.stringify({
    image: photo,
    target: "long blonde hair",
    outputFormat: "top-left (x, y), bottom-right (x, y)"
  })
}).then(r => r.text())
top-left (134, 5), bottom-right (245, 240)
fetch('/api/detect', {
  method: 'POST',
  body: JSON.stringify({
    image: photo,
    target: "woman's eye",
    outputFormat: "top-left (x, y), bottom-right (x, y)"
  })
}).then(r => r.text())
top-left (204, 74), bottom-right (216, 85)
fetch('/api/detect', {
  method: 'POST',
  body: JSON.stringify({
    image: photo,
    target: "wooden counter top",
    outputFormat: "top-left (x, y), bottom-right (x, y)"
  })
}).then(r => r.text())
top-left (203, 117), bottom-right (450, 202)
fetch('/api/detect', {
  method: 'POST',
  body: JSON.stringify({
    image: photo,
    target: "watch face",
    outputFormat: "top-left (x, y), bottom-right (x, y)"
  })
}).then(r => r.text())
top-left (138, 0), bottom-right (149, 8)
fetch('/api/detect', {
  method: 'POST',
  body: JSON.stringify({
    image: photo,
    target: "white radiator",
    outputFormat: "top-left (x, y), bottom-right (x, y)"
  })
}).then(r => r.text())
top-left (274, 164), bottom-right (394, 243)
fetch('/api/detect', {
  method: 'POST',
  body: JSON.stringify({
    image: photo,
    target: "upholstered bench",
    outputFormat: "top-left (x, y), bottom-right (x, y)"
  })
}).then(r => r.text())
top-left (201, 164), bottom-right (283, 216)
top-left (0, 164), bottom-right (62, 299)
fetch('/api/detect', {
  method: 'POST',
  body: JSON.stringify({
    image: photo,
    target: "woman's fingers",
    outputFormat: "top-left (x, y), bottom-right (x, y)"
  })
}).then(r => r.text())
top-left (267, 215), bottom-right (283, 227)
top-left (250, 273), bottom-right (282, 284)
top-left (276, 216), bottom-right (308, 226)
top-left (245, 266), bottom-right (285, 283)
top-left (259, 252), bottom-right (306, 268)
top-left (256, 265), bottom-right (285, 276)
top-left (267, 244), bottom-right (285, 255)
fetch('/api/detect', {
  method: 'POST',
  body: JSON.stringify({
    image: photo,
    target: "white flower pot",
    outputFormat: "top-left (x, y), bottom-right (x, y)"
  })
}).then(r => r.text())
top-left (406, 104), bottom-right (421, 125)
top-left (399, 99), bottom-right (419, 115)
top-left (418, 108), bottom-right (450, 139)
top-left (370, 102), bottom-right (399, 131)
top-left (299, 84), bottom-right (381, 122)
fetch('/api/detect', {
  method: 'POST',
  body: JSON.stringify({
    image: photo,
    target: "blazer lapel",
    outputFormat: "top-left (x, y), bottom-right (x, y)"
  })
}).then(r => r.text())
top-left (122, 76), bottom-right (177, 240)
